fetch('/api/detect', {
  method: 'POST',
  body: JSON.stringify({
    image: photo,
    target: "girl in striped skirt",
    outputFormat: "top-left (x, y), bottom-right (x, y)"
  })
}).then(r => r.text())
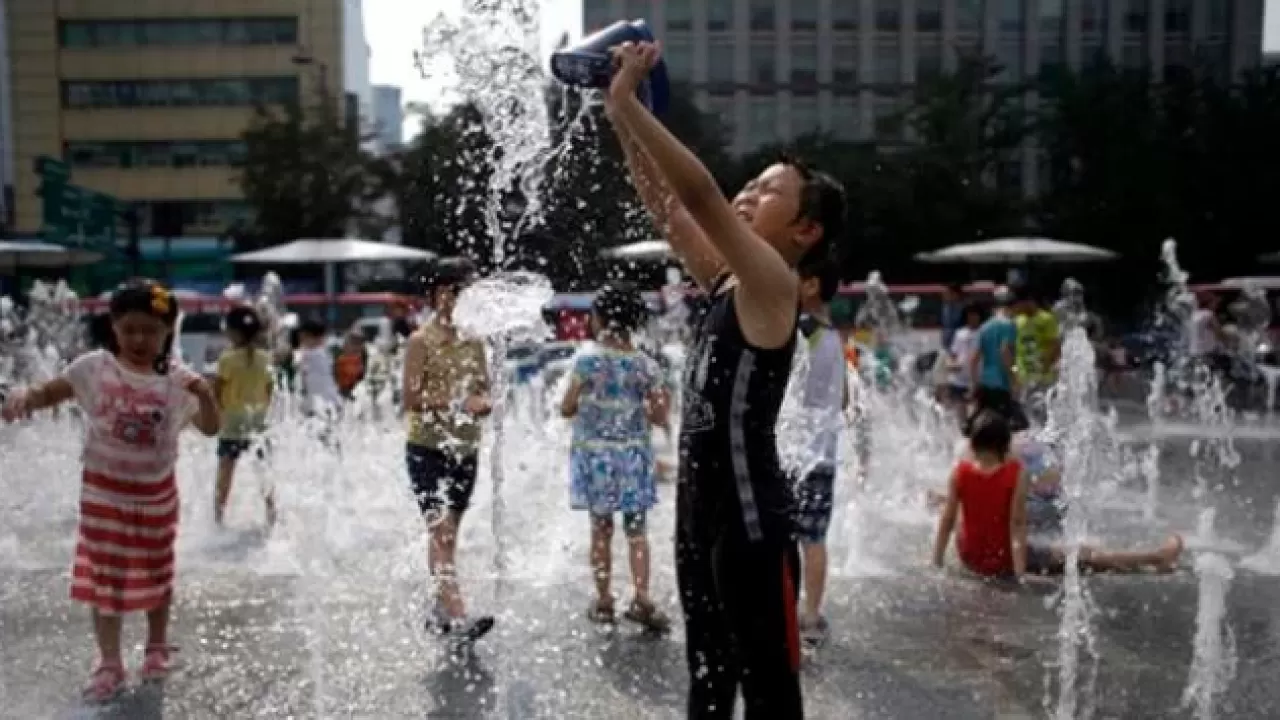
top-left (1, 279), bottom-right (220, 703)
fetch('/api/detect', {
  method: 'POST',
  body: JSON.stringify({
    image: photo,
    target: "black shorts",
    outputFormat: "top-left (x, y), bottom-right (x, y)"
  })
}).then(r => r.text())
top-left (406, 444), bottom-right (479, 515)
top-left (216, 437), bottom-right (268, 461)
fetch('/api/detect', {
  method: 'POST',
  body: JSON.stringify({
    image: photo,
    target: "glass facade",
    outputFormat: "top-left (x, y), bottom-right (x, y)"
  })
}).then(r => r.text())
top-left (664, 39), bottom-right (693, 81)
top-left (791, 42), bottom-right (818, 87)
top-left (135, 200), bottom-right (253, 235)
top-left (792, 97), bottom-right (820, 135)
top-left (666, 0), bottom-right (693, 31)
top-left (917, 0), bottom-right (943, 33)
top-left (707, 0), bottom-right (734, 32)
top-left (60, 17), bottom-right (297, 48)
top-left (957, 0), bottom-right (984, 32)
top-left (832, 1), bottom-right (859, 31)
top-left (750, 40), bottom-right (775, 84)
top-left (66, 140), bottom-right (247, 169)
top-left (62, 78), bottom-right (299, 109)
top-left (833, 43), bottom-right (858, 87)
top-left (875, 1), bottom-right (901, 32)
top-left (747, 96), bottom-right (775, 148)
top-left (749, 0), bottom-right (775, 31)
top-left (708, 40), bottom-right (735, 83)
top-left (792, 0), bottom-right (819, 31)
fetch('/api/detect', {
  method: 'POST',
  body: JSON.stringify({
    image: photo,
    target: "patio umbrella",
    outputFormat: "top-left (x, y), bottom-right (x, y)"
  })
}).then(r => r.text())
top-left (1258, 252), bottom-right (1280, 263)
top-left (231, 238), bottom-right (436, 323)
top-left (602, 239), bottom-right (671, 262)
top-left (0, 240), bottom-right (103, 271)
top-left (914, 237), bottom-right (1118, 264)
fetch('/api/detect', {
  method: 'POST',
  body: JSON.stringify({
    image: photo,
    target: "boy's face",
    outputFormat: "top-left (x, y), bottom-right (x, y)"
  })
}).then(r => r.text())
top-left (731, 163), bottom-right (821, 261)
top-left (432, 284), bottom-right (459, 318)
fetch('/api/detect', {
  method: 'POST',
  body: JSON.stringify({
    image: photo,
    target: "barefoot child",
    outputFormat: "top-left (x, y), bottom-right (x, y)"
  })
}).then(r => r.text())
top-left (1, 279), bottom-right (220, 702)
top-left (560, 283), bottom-right (672, 632)
top-left (213, 306), bottom-right (275, 527)
top-left (932, 412), bottom-right (1182, 582)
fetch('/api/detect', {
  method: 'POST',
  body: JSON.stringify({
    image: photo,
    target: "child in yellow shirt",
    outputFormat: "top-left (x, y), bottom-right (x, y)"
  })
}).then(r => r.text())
top-left (214, 306), bottom-right (275, 527)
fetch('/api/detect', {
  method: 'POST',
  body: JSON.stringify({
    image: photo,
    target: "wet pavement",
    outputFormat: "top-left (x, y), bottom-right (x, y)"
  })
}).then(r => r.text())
top-left (2, 412), bottom-right (1279, 719)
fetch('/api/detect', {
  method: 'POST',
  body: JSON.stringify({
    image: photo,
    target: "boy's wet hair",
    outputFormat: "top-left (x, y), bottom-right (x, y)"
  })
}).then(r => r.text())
top-left (106, 278), bottom-right (179, 374)
top-left (779, 153), bottom-right (849, 270)
top-left (969, 411), bottom-right (1013, 458)
top-left (298, 317), bottom-right (327, 338)
top-left (797, 253), bottom-right (840, 303)
top-left (225, 305), bottom-right (264, 345)
top-left (593, 282), bottom-right (649, 338)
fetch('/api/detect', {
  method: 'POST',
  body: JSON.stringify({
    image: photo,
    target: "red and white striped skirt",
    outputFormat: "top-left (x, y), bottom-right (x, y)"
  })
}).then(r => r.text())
top-left (70, 470), bottom-right (179, 615)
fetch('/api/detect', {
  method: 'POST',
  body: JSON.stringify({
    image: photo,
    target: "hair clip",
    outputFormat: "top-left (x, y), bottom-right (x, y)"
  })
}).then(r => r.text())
top-left (150, 285), bottom-right (171, 315)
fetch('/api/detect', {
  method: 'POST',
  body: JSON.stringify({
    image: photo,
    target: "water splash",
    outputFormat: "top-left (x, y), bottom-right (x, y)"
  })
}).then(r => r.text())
top-left (419, 0), bottom-right (552, 261)
top-left (1239, 499), bottom-right (1280, 574)
top-left (1048, 328), bottom-right (1101, 720)
top-left (1180, 551), bottom-right (1237, 720)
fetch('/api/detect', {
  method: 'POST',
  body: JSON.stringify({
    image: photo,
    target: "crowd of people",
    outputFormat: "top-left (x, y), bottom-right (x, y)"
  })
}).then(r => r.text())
top-left (0, 39), bottom-right (1217, 719)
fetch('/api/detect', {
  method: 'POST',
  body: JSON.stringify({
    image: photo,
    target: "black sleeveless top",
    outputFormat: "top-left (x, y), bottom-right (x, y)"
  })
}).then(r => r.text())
top-left (678, 275), bottom-right (797, 542)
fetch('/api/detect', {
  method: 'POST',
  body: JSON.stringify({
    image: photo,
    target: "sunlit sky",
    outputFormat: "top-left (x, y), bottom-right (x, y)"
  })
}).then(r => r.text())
top-left (366, 0), bottom-right (1279, 140)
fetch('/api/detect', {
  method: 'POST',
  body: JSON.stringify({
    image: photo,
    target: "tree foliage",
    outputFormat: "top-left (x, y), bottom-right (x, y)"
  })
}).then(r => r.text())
top-left (237, 91), bottom-right (387, 249)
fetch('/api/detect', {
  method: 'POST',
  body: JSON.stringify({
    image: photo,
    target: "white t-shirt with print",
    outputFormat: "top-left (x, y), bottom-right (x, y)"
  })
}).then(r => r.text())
top-left (63, 350), bottom-right (200, 484)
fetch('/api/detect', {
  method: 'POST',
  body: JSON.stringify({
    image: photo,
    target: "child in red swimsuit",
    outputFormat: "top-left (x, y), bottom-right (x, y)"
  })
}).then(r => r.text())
top-left (933, 412), bottom-right (1183, 581)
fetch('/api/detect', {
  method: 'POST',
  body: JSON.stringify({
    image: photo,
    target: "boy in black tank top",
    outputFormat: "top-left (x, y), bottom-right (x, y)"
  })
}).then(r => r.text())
top-left (605, 42), bottom-right (848, 720)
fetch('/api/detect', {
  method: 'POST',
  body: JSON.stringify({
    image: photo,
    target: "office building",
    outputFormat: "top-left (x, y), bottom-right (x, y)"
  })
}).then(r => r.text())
top-left (373, 84), bottom-right (404, 151)
top-left (584, 0), bottom-right (1266, 194)
top-left (344, 0), bottom-right (376, 152)
top-left (7, 0), bottom-right (344, 245)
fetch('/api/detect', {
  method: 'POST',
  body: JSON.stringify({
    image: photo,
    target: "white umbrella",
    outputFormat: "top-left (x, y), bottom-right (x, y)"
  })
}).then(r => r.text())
top-left (914, 237), bottom-right (1118, 264)
top-left (231, 238), bottom-right (436, 324)
top-left (1258, 252), bottom-right (1280, 263)
top-left (230, 238), bottom-right (436, 264)
top-left (0, 240), bottom-right (103, 271)
top-left (602, 239), bottom-right (671, 262)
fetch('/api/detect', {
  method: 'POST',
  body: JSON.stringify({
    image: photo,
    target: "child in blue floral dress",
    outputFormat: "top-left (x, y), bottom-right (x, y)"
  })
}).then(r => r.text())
top-left (560, 284), bottom-right (671, 632)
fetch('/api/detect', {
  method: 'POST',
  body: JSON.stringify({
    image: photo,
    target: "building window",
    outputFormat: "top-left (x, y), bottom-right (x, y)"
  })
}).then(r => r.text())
top-left (749, 0), bottom-right (776, 31)
top-left (957, 0), bottom-right (984, 32)
top-left (708, 40), bottom-right (736, 84)
top-left (664, 40), bottom-right (693, 81)
top-left (583, 0), bottom-right (613, 33)
top-left (792, 0), bottom-right (819, 31)
top-left (875, 0), bottom-right (901, 31)
top-left (998, 0), bottom-right (1023, 32)
top-left (62, 78), bottom-right (299, 109)
top-left (750, 41), bottom-right (776, 85)
top-left (65, 140), bottom-right (248, 169)
top-left (833, 43), bottom-right (858, 87)
top-left (792, 97), bottom-right (820, 136)
top-left (1080, 0), bottom-right (1106, 33)
top-left (1122, 42), bottom-right (1147, 68)
top-left (830, 95), bottom-right (859, 139)
top-left (873, 92), bottom-right (901, 139)
top-left (623, 0), bottom-right (650, 22)
top-left (1040, 40), bottom-right (1063, 77)
top-left (874, 41), bottom-right (900, 84)
top-left (832, 1), bottom-right (859, 31)
top-left (60, 18), bottom-right (298, 48)
top-left (792, 42), bottom-right (818, 88)
top-left (996, 39), bottom-right (1023, 81)
top-left (1164, 0), bottom-right (1191, 34)
top-left (1125, 0), bottom-right (1149, 33)
top-left (666, 0), bottom-right (693, 31)
top-left (707, 0), bottom-right (734, 31)
top-left (1206, 0), bottom-right (1230, 35)
top-left (917, 0), bottom-right (943, 32)
top-left (134, 200), bottom-right (253, 235)
top-left (918, 43), bottom-right (943, 81)
top-left (747, 96), bottom-right (776, 149)
top-left (1038, 0), bottom-right (1064, 34)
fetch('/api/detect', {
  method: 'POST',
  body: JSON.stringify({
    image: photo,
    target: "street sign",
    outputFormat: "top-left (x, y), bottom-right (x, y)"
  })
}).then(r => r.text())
top-left (34, 154), bottom-right (119, 249)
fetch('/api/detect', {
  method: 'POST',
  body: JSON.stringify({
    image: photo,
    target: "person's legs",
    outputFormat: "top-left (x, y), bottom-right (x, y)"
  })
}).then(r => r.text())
top-left (622, 511), bottom-right (650, 605)
top-left (590, 513), bottom-right (615, 611)
top-left (716, 528), bottom-right (804, 720)
top-left (793, 466), bottom-right (834, 629)
top-left (1079, 535), bottom-right (1183, 573)
top-left (677, 490), bottom-right (737, 720)
top-left (407, 445), bottom-right (470, 621)
top-left (92, 609), bottom-right (124, 667)
top-left (213, 440), bottom-right (244, 525)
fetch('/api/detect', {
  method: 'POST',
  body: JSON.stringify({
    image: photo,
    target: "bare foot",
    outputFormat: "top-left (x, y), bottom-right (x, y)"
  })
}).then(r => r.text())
top-left (1154, 534), bottom-right (1184, 572)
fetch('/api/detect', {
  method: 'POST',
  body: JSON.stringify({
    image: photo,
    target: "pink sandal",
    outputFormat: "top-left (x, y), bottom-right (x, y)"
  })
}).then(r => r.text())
top-left (139, 643), bottom-right (177, 681)
top-left (83, 662), bottom-right (126, 703)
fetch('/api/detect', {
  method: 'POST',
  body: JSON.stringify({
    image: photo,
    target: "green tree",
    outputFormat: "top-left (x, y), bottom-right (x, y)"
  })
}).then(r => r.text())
top-left (388, 102), bottom-right (497, 266)
top-left (237, 89), bottom-right (386, 249)
top-left (539, 80), bottom-right (734, 290)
